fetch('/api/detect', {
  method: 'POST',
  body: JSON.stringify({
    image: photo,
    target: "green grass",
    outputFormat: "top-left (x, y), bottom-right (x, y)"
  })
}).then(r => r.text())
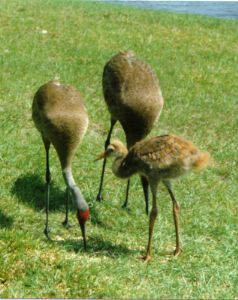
top-left (0, 0), bottom-right (238, 298)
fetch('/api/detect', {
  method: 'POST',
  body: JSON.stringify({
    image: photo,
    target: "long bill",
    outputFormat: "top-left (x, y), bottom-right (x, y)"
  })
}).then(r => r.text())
top-left (94, 151), bottom-right (106, 161)
top-left (94, 149), bottom-right (111, 161)
top-left (79, 222), bottom-right (87, 251)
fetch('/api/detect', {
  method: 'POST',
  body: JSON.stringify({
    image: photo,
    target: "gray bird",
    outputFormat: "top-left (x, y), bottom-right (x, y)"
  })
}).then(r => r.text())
top-left (96, 50), bottom-right (164, 215)
top-left (32, 80), bottom-right (89, 249)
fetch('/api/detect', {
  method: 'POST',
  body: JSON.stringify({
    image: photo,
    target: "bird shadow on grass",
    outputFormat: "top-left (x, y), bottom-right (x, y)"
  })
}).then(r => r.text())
top-left (11, 173), bottom-right (66, 211)
top-left (0, 210), bottom-right (14, 228)
top-left (89, 235), bottom-right (135, 257)
top-left (56, 235), bottom-right (134, 258)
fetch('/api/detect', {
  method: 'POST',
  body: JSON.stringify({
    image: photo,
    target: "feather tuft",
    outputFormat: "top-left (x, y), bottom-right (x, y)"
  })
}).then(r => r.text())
top-left (193, 152), bottom-right (210, 171)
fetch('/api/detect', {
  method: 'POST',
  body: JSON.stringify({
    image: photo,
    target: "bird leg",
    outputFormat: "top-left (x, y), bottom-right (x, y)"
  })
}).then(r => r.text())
top-left (122, 176), bottom-right (149, 214)
top-left (43, 138), bottom-right (51, 239)
top-left (96, 157), bottom-right (107, 202)
top-left (121, 179), bottom-right (130, 209)
top-left (163, 180), bottom-right (181, 256)
top-left (62, 187), bottom-right (72, 228)
top-left (143, 183), bottom-right (158, 262)
top-left (140, 176), bottom-right (149, 216)
top-left (96, 118), bottom-right (116, 202)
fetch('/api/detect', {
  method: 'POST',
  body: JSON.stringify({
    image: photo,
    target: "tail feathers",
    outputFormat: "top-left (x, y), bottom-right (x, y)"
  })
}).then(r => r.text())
top-left (193, 152), bottom-right (210, 171)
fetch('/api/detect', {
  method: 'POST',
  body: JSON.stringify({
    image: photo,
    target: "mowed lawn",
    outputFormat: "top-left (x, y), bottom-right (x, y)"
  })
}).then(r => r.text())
top-left (0, 0), bottom-right (237, 298)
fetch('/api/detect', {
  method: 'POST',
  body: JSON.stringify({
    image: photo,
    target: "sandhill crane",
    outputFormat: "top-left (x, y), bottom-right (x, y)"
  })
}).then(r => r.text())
top-left (96, 50), bottom-right (164, 214)
top-left (32, 80), bottom-right (89, 250)
top-left (95, 135), bottom-right (210, 261)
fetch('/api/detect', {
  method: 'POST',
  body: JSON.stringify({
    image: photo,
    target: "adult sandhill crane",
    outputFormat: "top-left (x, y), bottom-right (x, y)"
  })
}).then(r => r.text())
top-left (32, 80), bottom-right (89, 250)
top-left (95, 135), bottom-right (210, 261)
top-left (96, 50), bottom-right (164, 214)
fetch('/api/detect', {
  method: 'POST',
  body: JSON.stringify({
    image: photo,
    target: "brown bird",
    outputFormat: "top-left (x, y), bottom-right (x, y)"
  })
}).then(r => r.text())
top-left (96, 50), bottom-right (164, 214)
top-left (95, 134), bottom-right (210, 261)
top-left (32, 80), bottom-right (89, 249)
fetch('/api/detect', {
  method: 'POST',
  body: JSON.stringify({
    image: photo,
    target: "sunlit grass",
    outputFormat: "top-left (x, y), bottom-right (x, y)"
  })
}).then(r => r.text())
top-left (0, 0), bottom-right (237, 298)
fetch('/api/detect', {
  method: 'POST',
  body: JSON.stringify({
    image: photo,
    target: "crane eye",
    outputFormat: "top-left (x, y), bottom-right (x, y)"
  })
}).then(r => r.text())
top-left (106, 147), bottom-right (114, 154)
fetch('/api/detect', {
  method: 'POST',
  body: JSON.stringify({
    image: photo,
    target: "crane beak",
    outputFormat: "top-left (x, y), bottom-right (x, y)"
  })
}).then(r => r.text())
top-left (94, 151), bottom-right (107, 161)
top-left (95, 148), bottom-right (114, 161)
top-left (79, 222), bottom-right (87, 251)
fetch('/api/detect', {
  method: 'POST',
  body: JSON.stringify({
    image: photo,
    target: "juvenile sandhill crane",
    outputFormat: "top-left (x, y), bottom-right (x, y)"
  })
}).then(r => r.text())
top-left (32, 80), bottom-right (89, 250)
top-left (96, 50), bottom-right (164, 214)
top-left (96, 135), bottom-right (210, 261)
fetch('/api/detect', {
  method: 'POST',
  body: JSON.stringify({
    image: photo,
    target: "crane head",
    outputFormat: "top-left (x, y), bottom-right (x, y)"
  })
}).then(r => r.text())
top-left (95, 140), bottom-right (128, 161)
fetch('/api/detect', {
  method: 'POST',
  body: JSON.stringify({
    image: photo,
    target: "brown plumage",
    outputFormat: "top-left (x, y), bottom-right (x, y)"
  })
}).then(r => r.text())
top-left (97, 50), bottom-right (164, 214)
top-left (32, 80), bottom-right (89, 249)
top-left (96, 134), bottom-right (210, 261)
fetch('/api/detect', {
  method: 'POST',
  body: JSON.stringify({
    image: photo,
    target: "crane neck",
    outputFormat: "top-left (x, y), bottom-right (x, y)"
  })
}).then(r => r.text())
top-left (62, 168), bottom-right (88, 212)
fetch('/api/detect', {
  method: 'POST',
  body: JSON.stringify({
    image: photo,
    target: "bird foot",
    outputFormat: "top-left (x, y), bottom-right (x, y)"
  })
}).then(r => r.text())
top-left (121, 201), bottom-right (128, 209)
top-left (62, 220), bottom-right (73, 229)
top-left (141, 255), bottom-right (151, 263)
top-left (121, 204), bottom-right (131, 213)
top-left (96, 193), bottom-right (103, 202)
top-left (174, 247), bottom-right (182, 257)
top-left (43, 228), bottom-right (51, 240)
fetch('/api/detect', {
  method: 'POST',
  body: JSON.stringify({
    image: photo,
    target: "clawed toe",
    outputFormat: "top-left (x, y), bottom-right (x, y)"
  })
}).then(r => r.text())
top-left (121, 205), bottom-right (131, 214)
top-left (121, 202), bottom-right (127, 209)
top-left (174, 248), bottom-right (182, 257)
top-left (43, 228), bottom-right (51, 240)
top-left (96, 194), bottom-right (103, 202)
top-left (141, 255), bottom-right (151, 262)
top-left (62, 221), bottom-right (73, 229)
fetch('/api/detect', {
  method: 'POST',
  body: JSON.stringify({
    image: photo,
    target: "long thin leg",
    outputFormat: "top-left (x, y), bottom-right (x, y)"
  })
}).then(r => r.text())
top-left (62, 187), bottom-right (71, 228)
top-left (121, 179), bottom-right (130, 209)
top-left (43, 137), bottom-right (51, 239)
top-left (140, 176), bottom-right (149, 215)
top-left (122, 176), bottom-right (149, 214)
top-left (163, 180), bottom-right (181, 256)
top-left (143, 182), bottom-right (158, 262)
top-left (96, 118), bottom-right (116, 202)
